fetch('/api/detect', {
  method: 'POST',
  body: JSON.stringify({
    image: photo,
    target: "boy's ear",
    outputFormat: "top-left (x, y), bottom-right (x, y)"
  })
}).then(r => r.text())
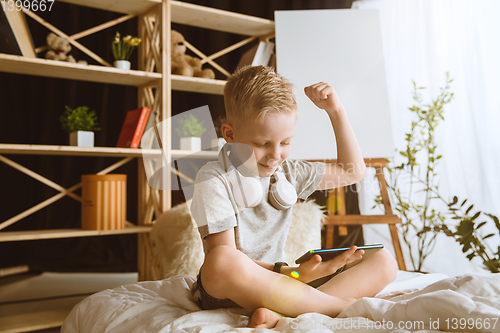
top-left (221, 123), bottom-right (235, 143)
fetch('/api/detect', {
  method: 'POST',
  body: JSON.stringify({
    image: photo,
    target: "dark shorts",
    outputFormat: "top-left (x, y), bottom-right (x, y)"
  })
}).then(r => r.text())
top-left (190, 266), bottom-right (345, 310)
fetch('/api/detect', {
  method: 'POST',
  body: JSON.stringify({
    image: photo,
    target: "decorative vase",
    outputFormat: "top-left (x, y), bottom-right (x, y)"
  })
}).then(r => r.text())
top-left (114, 60), bottom-right (131, 70)
top-left (180, 137), bottom-right (201, 151)
top-left (69, 131), bottom-right (94, 147)
top-left (211, 137), bottom-right (226, 151)
top-left (81, 174), bottom-right (127, 230)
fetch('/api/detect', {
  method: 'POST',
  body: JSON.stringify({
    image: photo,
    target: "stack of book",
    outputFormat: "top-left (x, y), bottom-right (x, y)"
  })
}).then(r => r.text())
top-left (116, 107), bottom-right (157, 149)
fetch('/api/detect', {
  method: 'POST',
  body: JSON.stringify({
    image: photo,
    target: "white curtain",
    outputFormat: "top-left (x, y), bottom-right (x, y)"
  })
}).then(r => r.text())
top-left (352, 0), bottom-right (500, 276)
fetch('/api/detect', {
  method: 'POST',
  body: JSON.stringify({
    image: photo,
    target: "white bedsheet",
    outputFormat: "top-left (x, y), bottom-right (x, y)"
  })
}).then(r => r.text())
top-left (62, 271), bottom-right (500, 333)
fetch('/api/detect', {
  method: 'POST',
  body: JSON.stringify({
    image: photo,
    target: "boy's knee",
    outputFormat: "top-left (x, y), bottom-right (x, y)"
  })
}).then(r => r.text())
top-left (374, 248), bottom-right (398, 283)
top-left (201, 245), bottom-right (246, 295)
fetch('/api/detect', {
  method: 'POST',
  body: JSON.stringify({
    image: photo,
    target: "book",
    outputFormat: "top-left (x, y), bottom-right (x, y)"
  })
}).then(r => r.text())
top-left (116, 107), bottom-right (152, 148)
top-left (139, 110), bottom-right (157, 149)
top-left (235, 40), bottom-right (274, 71)
top-left (251, 41), bottom-right (274, 67)
top-left (0, 3), bottom-right (37, 57)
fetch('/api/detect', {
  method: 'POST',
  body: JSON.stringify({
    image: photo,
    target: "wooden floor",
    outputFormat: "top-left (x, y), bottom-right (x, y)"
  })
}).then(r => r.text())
top-left (32, 328), bottom-right (60, 333)
top-left (0, 272), bottom-right (138, 333)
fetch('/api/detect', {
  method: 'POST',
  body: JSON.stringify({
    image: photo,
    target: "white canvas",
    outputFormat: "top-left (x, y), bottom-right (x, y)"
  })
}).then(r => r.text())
top-left (275, 9), bottom-right (394, 159)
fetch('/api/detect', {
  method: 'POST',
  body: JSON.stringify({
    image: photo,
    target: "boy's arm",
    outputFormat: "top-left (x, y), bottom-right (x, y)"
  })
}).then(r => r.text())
top-left (206, 231), bottom-right (277, 271)
top-left (304, 82), bottom-right (366, 190)
top-left (207, 230), bottom-right (363, 282)
top-left (253, 246), bottom-right (362, 283)
top-left (205, 228), bottom-right (237, 251)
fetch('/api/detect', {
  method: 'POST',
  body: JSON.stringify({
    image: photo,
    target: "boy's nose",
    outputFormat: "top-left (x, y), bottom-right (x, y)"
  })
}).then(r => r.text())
top-left (266, 146), bottom-right (281, 161)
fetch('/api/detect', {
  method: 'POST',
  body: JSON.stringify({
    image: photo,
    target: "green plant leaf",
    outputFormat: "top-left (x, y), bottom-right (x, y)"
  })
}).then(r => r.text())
top-left (477, 221), bottom-right (487, 229)
top-left (60, 105), bottom-right (100, 133)
top-left (485, 213), bottom-right (500, 231)
top-left (472, 211), bottom-right (481, 221)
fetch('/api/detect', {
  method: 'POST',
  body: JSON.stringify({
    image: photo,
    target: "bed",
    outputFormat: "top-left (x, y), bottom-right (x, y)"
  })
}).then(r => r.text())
top-left (61, 201), bottom-right (500, 332)
top-left (61, 271), bottom-right (500, 332)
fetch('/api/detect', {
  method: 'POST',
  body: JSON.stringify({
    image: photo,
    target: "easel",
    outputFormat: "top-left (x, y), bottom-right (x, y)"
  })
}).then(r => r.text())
top-left (312, 158), bottom-right (407, 271)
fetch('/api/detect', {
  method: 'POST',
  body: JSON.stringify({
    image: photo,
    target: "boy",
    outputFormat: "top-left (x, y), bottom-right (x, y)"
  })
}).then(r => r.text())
top-left (190, 65), bottom-right (398, 329)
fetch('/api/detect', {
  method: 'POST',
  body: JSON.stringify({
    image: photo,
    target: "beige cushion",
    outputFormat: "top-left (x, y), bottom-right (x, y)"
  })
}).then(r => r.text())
top-left (151, 199), bottom-right (324, 279)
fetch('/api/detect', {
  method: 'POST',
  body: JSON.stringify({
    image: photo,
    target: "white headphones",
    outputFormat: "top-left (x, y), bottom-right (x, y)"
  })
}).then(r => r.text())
top-left (218, 143), bottom-right (297, 210)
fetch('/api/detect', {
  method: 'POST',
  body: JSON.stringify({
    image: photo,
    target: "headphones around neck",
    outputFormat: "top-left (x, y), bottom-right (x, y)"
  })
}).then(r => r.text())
top-left (218, 143), bottom-right (297, 210)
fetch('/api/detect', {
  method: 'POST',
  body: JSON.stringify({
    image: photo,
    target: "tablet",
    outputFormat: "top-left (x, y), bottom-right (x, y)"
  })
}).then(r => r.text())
top-left (295, 244), bottom-right (384, 264)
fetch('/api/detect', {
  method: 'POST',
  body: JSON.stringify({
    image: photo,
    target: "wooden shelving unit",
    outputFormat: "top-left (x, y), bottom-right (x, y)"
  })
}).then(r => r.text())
top-left (0, 0), bottom-right (274, 331)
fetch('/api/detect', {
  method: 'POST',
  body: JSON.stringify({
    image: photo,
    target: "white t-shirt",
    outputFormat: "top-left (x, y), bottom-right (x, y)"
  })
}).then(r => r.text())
top-left (190, 159), bottom-right (325, 264)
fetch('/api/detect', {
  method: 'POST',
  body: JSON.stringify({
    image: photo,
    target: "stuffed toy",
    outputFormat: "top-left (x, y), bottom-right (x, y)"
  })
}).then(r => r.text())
top-left (45, 33), bottom-right (87, 65)
top-left (171, 30), bottom-right (215, 79)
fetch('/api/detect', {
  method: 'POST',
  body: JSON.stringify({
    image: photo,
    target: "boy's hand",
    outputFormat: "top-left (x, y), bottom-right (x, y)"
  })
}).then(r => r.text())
top-left (304, 82), bottom-right (344, 114)
top-left (296, 246), bottom-right (364, 283)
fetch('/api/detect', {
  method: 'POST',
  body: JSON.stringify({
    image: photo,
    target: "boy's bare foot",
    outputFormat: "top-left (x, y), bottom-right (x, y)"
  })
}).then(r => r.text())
top-left (248, 307), bottom-right (284, 329)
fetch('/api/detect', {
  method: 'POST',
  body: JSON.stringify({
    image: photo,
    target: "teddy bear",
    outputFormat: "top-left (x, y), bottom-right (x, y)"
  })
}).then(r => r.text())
top-left (171, 30), bottom-right (215, 79)
top-left (45, 33), bottom-right (87, 65)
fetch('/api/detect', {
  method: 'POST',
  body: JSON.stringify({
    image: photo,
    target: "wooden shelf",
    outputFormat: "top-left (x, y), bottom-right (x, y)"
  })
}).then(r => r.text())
top-left (0, 53), bottom-right (161, 86)
top-left (58, 0), bottom-right (275, 36)
top-left (0, 144), bottom-right (157, 157)
top-left (170, 0), bottom-right (274, 36)
top-left (0, 54), bottom-right (225, 93)
top-left (58, 0), bottom-right (160, 15)
top-left (172, 75), bottom-right (225, 95)
top-left (0, 144), bottom-right (219, 159)
top-left (0, 225), bottom-right (153, 242)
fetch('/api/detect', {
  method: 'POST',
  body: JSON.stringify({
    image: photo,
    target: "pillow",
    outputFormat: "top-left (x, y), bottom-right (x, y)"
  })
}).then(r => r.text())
top-left (150, 199), bottom-right (204, 279)
top-left (285, 199), bottom-right (325, 265)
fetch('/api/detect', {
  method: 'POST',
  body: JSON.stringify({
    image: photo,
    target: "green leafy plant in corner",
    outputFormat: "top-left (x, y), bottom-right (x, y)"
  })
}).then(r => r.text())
top-left (60, 105), bottom-right (101, 133)
top-left (175, 114), bottom-right (206, 138)
top-left (442, 198), bottom-right (500, 273)
top-left (375, 73), bottom-right (500, 273)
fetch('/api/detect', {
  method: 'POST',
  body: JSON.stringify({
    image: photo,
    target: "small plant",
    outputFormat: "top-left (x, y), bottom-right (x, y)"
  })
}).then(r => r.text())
top-left (376, 73), bottom-right (500, 273)
top-left (175, 114), bottom-right (206, 137)
top-left (60, 105), bottom-right (100, 133)
top-left (442, 198), bottom-right (500, 273)
top-left (375, 74), bottom-right (455, 271)
top-left (112, 32), bottom-right (142, 61)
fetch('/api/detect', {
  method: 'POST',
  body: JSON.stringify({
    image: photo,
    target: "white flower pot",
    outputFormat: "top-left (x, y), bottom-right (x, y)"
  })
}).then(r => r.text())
top-left (114, 60), bottom-right (131, 70)
top-left (70, 131), bottom-right (94, 147)
top-left (180, 137), bottom-right (201, 151)
top-left (211, 138), bottom-right (226, 151)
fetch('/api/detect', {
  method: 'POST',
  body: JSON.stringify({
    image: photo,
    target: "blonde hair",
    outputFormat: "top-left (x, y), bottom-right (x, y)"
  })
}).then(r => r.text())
top-left (223, 65), bottom-right (297, 128)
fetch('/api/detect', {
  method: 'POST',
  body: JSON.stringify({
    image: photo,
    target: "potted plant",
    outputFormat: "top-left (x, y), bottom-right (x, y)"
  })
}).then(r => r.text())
top-left (175, 114), bottom-right (206, 151)
top-left (111, 32), bottom-right (142, 70)
top-left (60, 105), bottom-right (101, 147)
top-left (211, 115), bottom-right (227, 151)
top-left (376, 73), bottom-right (500, 273)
